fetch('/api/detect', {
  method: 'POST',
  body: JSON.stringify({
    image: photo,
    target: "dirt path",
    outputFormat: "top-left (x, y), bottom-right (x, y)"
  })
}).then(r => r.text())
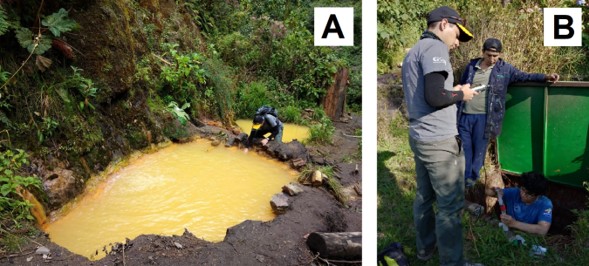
top-left (0, 115), bottom-right (362, 266)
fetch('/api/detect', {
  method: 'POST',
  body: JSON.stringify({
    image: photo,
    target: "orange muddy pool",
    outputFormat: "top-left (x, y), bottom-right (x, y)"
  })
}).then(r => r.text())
top-left (44, 140), bottom-right (297, 260)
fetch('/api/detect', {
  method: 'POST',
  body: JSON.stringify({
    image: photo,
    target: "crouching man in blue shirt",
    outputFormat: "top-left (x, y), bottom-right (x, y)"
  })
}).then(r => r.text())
top-left (486, 172), bottom-right (553, 236)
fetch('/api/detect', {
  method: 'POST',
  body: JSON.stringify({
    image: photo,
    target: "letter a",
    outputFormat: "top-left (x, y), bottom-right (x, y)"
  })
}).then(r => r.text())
top-left (321, 14), bottom-right (344, 39)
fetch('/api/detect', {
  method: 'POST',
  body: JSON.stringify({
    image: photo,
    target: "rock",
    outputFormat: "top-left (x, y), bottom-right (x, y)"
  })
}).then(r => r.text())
top-left (225, 136), bottom-right (236, 147)
top-left (270, 193), bottom-right (289, 214)
top-left (291, 158), bottom-right (306, 168)
top-left (211, 139), bottom-right (221, 146)
top-left (465, 201), bottom-right (484, 218)
top-left (265, 140), bottom-right (310, 162)
top-left (35, 246), bottom-right (50, 255)
top-left (173, 242), bottom-right (183, 249)
top-left (282, 183), bottom-right (304, 196)
top-left (43, 168), bottom-right (81, 210)
top-left (312, 171), bottom-right (323, 187)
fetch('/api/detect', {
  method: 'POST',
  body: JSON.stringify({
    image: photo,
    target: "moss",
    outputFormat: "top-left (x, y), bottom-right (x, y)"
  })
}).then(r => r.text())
top-left (127, 128), bottom-right (148, 150)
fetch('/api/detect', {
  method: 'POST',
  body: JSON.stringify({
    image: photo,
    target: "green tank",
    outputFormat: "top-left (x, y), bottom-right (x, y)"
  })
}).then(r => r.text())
top-left (497, 81), bottom-right (589, 188)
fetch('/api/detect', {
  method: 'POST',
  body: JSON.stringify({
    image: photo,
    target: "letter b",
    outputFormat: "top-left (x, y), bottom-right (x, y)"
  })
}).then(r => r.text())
top-left (544, 8), bottom-right (582, 46)
top-left (554, 15), bottom-right (574, 39)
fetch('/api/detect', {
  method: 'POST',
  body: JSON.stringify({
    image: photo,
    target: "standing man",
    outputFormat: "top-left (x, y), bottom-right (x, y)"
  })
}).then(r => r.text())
top-left (458, 38), bottom-right (559, 187)
top-left (401, 6), bottom-right (480, 266)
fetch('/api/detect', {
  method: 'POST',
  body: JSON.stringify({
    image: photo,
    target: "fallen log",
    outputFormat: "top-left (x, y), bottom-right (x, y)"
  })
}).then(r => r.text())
top-left (306, 232), bottom-right (362, 260)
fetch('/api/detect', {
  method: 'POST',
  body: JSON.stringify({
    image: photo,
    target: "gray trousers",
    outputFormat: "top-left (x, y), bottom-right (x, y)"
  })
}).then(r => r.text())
top-left (409, 136), bottom-right (465, 266)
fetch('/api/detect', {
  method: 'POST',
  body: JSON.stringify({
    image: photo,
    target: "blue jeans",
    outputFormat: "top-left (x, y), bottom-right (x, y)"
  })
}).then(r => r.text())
top-left (410, 136), bottom-right (465, 266)
top-left (458, 113), bottom-right (489, 184)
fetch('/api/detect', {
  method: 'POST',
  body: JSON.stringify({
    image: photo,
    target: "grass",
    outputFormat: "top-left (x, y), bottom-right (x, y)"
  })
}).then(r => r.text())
top-left (377, 90), bottom-right (589, 265)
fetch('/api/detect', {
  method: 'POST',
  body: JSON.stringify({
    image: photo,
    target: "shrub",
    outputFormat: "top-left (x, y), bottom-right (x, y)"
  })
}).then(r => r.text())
top-left (280, 105), bottom-right (303, 124)
top-left (0, 149), bottom-right (41, 223)
top-left (307, 115), bottom-right (335, 145)
top-left (234, 81), bottom-right (273, 118)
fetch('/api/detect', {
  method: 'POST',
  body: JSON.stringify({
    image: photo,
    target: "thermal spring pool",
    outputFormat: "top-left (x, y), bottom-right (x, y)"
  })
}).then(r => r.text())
top-left (44, 140), bottom-right (297, 260)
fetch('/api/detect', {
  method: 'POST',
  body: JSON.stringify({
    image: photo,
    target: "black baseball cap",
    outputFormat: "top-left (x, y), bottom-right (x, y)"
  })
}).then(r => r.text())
top-left (483, 38), bottom-right (503, 52)
top-left (427, 6), bottom-right (473, 42)
top-left (252, 115), bottom-right (264, 129)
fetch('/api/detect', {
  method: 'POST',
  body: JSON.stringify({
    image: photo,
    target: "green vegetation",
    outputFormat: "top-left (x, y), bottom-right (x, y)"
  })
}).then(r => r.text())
top-left (0, 149), bottom-right (41, 223)
top-left (307, 112), bottom-right (336, 145)
top-left (378, 0), bottom-right (589, 80)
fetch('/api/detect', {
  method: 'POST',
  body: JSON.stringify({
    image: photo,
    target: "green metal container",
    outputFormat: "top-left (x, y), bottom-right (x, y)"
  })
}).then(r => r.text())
top-left (497, 81), bottom-right (589, 188)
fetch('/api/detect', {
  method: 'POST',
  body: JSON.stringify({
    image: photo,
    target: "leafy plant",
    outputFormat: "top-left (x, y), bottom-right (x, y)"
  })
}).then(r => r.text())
top-left (234, 81), bottom-right (272, 118)
top-left (15, 8), bottom-right (78, 55)
top-left (36, 116), bottom-right (59, 144)
top-left (307, 115), bottom-right (335, 145)
top-left (68, 66), bottom-right (98, 111)
top-left (0, 66), bottom-right (9, 84)
top-left (41, 8), bottom-right (78, 37)
top-left (15, 27), bottom-right (52, 55)
top-left (158, 43), bottom-right (206, 111)
top-left (167, 101), bottom-right (190, 125)
top-left (0, 5), bottom-right (8, 37)
top-left (0, 149), bottom-right (41, 223)
top-left (280, 105), bottom-right (303, 123)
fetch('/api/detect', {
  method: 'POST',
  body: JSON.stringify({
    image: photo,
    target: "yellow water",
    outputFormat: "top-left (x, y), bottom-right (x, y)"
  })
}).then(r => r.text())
top-left (44, 140), bottom-right (297, 260)
top-left (235, 119), bottom-right (310, 143)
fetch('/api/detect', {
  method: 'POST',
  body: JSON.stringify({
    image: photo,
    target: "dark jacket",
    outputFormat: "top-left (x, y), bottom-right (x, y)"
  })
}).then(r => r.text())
top-left (458, 58), bottom-right (546, 139)
top-left (246, 114), bottom-right (283, 148)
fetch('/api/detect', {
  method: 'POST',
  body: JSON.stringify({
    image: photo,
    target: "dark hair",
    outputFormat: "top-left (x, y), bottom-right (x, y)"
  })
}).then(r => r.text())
top-left (520, 172), bottom-right (548, 196)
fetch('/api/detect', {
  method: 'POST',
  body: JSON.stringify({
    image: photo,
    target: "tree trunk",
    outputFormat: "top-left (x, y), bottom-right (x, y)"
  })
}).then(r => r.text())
top-left (323, 68), bottom-right (349, 120)
top-left (306, 232), bottom-right (362, 260)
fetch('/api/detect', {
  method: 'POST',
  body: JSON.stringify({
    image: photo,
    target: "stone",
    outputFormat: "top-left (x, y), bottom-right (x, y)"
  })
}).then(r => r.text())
top-left (270, 193), bottom-right (289, 214)
top-left (43, 168), bottom-right (80, 210)
top-left (265, 140), bottom-right (310, 162)
top-left (35, 246), bottom-right (50, 255)
top-left (291, 158), bottom-right (306, 168)
top-left (211, 139), bottom-right (221, 146)
top-left (312, 170), bottom-right (323, 186)
top-left (282, 183), bottom-right (304, 196)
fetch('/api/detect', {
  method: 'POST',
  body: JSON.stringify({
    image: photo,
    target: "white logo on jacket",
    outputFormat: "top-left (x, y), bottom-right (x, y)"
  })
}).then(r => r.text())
top-left (432, 57), bottom-right (447, 65)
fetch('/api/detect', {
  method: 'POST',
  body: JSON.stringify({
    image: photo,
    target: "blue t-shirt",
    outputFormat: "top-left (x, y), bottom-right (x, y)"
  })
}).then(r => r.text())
top-left (503, 187), bottom-right (553, 224)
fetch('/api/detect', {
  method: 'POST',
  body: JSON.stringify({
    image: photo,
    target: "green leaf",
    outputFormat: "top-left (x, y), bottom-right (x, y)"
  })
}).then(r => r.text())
top-left (41, 8), bottom-right (78, 37)
top-left (15, 27), bottom-right (52, 54)
top-left (3, 169), bottom-right (12, 176)
top-left (35, 36), bottom-right (52, 55)
top-left (0, 5), bottom-right (9, 36)
top-left (1, 184), bottom-right (11, 196)
top-left (56, 88), bottom-right (71, 103)
top-left (15, 27), bottom-right (34, 50)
